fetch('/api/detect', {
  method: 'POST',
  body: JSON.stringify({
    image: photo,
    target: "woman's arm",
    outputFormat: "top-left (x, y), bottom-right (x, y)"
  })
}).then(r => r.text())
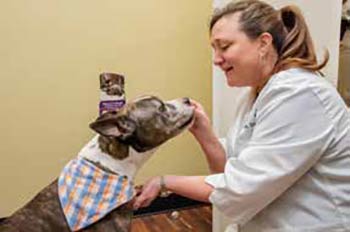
top-left (189, 100), bottom-right (226, 173)
top-left (194, 129), bottom-right (227, 173)
top-left (133, 175), bottom-right (213, 210)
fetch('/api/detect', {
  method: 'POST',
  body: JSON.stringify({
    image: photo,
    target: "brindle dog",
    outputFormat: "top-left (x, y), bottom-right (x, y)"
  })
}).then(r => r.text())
top-left (0, 96), bottom-right (194, 232)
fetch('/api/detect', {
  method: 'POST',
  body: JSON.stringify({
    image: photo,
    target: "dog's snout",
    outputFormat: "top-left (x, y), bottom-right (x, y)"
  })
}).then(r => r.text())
top-left (183, 97), bottom-right (191, 105)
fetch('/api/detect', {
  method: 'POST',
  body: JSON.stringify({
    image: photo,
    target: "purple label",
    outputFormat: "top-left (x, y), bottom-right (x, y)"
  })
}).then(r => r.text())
top-left (99, 100), bottom-right (126, 115)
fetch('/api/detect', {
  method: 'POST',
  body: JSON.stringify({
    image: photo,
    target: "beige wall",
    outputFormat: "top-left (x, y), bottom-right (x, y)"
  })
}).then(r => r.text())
top-left (0, 0), bottom-right (212, 217)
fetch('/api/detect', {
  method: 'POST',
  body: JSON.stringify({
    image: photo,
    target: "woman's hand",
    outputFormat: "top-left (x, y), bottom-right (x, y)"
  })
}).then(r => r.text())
top-left (189, 99), bottom-right (212, 138)
top-left (133, 177), bottom-right (161, 210)
top-left (189, 99), bottom-right (226, 173)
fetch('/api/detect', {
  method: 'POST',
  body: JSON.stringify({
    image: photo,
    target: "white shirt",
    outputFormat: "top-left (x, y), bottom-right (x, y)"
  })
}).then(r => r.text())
top-left (206, 68), bottom-right (350, 232)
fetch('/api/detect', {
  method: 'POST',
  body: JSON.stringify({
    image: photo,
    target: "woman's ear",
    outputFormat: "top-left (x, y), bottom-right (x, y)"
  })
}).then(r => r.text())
top-left (258, 32), bottom-right (274, 56)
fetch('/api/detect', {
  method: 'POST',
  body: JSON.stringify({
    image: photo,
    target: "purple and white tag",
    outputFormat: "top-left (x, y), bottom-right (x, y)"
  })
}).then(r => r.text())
top-left (99, 100), bottom-right (126, 115)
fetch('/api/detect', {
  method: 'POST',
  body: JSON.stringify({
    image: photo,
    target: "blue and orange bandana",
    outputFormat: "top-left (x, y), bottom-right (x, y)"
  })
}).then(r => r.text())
top-left (58, 157), bottom-right (135, 231)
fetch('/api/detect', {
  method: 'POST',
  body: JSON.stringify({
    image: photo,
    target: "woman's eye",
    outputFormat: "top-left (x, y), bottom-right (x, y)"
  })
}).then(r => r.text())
top-left (220, 44), bottom-right (230, 51)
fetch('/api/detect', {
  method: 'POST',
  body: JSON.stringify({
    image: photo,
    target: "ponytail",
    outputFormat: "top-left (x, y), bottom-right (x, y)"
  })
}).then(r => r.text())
top-left (276, 6), bottom-right (329, 74)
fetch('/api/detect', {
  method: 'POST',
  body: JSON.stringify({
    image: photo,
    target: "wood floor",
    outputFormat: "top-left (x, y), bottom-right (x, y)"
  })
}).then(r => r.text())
top-left (131, 206), bottom-right (212, 232)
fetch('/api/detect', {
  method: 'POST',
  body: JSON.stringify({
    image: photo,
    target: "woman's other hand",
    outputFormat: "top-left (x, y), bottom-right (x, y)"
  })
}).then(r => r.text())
top-left (133, 177), bottom-right (161, 210)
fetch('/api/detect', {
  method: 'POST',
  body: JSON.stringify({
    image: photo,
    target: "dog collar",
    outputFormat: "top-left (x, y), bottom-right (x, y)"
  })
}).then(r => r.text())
top-left (58, 157), bottom-right (135, 231)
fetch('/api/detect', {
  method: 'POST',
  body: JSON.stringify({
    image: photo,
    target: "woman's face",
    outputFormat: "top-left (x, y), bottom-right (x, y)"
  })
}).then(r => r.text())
top-left (210, 13), bottom-right (264, 88)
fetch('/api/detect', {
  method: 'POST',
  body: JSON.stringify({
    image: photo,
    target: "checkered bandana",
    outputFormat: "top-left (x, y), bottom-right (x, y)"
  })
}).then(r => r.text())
top-left (58, 157), bottom-right (135, 231)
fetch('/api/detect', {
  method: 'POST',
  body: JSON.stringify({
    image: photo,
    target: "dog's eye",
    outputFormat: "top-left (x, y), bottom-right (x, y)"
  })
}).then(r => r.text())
top-left (158, 104), bottom-right (166, 112)
top-left (165, 103), bottom-right (176, 110)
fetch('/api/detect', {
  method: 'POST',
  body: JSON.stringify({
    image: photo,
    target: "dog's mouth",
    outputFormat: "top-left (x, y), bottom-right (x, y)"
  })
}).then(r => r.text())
top-left (178, 112), bottom-right (195, 130)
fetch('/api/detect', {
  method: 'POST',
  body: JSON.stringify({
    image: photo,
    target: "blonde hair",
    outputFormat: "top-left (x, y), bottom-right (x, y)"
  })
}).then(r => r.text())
top-left (210, 0), bottom-right (328, 74)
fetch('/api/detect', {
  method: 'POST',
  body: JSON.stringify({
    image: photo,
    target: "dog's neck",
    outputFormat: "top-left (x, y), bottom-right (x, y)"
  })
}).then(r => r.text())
top-left (97, 136), bottom-right (129, 159)
top-left (78, 135), bottom-right (157, 180)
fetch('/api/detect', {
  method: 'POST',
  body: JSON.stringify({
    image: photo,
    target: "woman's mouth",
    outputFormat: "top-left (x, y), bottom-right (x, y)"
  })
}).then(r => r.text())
top-left (224, 67), bottom-right (234, 75)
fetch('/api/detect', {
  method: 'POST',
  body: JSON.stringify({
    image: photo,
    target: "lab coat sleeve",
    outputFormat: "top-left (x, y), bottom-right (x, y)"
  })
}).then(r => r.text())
top-left (205, 83), bottom-right (335, 225)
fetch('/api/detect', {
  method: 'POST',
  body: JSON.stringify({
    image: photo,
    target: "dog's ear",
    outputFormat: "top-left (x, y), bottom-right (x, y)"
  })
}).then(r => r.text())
top-left (90, 113), bottom-right (136, 138)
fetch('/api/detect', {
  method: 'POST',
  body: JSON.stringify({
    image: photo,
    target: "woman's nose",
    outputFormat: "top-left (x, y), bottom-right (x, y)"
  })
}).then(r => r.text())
top-left (213, 51), bottom-right (224, 66)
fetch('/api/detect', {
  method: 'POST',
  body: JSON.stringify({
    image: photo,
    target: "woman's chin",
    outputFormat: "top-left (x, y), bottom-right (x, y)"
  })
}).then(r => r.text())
top-left (226, 77), bottom-right (241, 87)
top-left (228, 81), bottom-right (249, 88)
top-left (225, 75), bottom-right (249, 87)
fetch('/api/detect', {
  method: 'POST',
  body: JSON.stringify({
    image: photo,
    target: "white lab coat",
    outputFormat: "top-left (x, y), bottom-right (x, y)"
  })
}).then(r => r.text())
top-left (206, 68), bottom-right (350, 232)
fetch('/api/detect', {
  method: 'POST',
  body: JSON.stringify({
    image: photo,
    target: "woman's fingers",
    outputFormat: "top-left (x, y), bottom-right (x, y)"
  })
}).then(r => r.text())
top-left (133, 177), bottom-right (161, 210)
top-left (188, 98), bottom-right (212, 137)
top-left (140, 199), bottom-right (152, 208)
top-left (134, 192), bottom-right (156, 210)
top-left (133, 195), bottom-right (147, 210)
top-left (189, 99), bottom-right (204, 111)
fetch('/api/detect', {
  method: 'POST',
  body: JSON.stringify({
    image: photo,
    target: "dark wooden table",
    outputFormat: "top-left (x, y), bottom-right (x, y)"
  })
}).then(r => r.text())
top-left (132, 206), bottom-right (212, 232)
top-left (132, 193), bottom-right (212, 231)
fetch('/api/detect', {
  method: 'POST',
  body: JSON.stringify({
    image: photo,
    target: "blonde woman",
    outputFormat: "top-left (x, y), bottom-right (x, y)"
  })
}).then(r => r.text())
top-left (135, 1), bottom-right (350, 231)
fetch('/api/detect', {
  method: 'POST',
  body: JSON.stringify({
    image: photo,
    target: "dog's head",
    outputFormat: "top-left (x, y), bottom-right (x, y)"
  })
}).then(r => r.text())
top-left (90, 96), bottom-right (194, 153)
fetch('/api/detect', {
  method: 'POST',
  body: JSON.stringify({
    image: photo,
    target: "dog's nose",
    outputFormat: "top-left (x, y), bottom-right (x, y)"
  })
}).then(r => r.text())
top-left (183, 97), bottom-right (191, 105)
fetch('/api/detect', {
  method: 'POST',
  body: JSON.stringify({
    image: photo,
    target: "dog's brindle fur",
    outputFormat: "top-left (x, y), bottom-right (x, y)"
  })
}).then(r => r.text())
top-left (0, 96), bottom-right (193, 232)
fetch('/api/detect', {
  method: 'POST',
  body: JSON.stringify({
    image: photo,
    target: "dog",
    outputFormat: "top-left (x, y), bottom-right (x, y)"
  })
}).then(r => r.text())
top-left (0, 95), bottom-right (194, 232)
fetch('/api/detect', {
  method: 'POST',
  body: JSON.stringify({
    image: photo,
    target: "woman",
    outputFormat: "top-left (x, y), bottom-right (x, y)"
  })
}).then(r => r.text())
top-left (134, 0), bottom-right (350, 231)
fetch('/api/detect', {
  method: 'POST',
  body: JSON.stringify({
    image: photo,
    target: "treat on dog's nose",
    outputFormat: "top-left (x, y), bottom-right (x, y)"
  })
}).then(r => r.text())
top-left (99, 72), bottom-right (126, 115)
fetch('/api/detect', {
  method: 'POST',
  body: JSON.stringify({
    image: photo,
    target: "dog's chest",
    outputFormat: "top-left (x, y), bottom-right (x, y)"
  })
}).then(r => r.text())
top-left (58, 157), bottom-right (135, 231)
